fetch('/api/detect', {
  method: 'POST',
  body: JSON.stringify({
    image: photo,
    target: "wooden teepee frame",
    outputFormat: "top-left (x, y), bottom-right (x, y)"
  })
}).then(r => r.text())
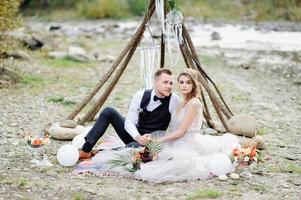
top-left (66, 0), bottom-right (234, 132)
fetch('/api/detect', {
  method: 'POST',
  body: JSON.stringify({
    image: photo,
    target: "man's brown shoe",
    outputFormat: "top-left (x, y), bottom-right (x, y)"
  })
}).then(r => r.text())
top-left (79, 150), bottom-right (92, 160)
top-left (78, 150), bottom-right (99, 160)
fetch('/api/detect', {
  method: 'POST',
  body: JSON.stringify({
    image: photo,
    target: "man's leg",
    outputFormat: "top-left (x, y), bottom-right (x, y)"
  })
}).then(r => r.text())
top-left (81, 107), bottom-right (135, 154)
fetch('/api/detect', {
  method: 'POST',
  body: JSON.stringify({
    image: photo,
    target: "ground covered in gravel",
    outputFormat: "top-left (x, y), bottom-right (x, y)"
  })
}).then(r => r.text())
top-left (0, 19), bottom-right (300, 200)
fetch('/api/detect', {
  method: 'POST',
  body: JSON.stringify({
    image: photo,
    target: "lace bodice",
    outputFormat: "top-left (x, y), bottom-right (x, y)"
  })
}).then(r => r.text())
top-left (169, 99), bottom-right (203, 134)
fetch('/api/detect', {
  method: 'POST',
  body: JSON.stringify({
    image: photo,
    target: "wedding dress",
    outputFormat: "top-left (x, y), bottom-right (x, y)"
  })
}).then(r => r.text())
top-left (91, 100), bottom-right (240, 183)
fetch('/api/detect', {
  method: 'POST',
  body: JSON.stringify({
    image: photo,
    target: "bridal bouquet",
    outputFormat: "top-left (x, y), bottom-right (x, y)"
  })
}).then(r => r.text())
top-left (109, 140), bottom-right (163, 172)
top-left (231, 143), bottom-right (259, 167)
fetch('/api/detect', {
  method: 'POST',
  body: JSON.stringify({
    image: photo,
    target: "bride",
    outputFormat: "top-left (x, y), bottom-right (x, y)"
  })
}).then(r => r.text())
top-left (92, 69), bottom-right (240, 183)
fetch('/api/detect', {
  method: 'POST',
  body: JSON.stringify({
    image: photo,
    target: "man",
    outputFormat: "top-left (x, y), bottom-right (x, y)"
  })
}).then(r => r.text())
top-left (79, 68), bottom-right (180, 159)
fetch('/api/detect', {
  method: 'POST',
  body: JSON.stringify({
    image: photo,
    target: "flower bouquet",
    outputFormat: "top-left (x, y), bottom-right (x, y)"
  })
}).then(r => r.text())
top-left (108, 140), bottom-right (163, 172)
top-left (231, 143), bottom-right (259, 168)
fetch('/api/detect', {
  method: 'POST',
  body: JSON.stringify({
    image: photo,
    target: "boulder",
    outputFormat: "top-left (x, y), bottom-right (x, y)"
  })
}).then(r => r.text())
top-left (5, 50), bottom-right (31, 60)
top-left (48, 51), bottom-right (68, 59)
top-left (67, 46), bottom-right (89, 62)
top-left (228, 114), bottom-right (258, 138)
top-left (211, 31), bottom-right (221, 40)
top-left (21, 36), bottom-right (44, 50)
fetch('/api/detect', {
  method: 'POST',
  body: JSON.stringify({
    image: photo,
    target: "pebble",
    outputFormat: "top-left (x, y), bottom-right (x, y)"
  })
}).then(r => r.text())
top-left (285, 155), bottom-right (298, 161)
top-left (281, 183), bottom-right (290, 188)
top-left (291, 180), bottom-right (301, 186)
top-left (230, 173), bottom-right (240, 180)
top-left (218, 175), bottom-right (228, 181)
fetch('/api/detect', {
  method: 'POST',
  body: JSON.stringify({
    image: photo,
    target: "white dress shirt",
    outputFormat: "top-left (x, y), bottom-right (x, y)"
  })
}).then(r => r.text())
top-left (124, 89), bottom-right (180, 140)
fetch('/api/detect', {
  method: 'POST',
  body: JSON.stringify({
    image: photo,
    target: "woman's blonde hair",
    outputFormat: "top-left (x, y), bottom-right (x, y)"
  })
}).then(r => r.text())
top-left (177, 69), bottom-right (201, 99)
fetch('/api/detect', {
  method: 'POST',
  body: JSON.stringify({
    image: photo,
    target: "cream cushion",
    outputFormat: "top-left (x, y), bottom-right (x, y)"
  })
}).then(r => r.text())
top-left (228, 114), bottom-right (258, 138)
top-left (49, 123), bottom-right (85, 140)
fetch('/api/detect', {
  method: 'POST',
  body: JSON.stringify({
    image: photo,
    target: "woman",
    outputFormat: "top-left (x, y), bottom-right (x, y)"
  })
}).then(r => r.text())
top-left (92, 69), bottom-right (240, 183)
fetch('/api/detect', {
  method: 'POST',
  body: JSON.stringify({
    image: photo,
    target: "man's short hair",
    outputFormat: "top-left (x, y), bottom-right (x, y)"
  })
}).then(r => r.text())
top-left (154, 68), bottom-right (172, 79)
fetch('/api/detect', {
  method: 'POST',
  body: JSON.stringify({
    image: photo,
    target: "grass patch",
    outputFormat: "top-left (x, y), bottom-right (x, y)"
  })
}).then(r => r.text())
top-left (187, 188), bottom-right (222, 200)
top-left (284, 162), bottom-right (301, 174)
top-left (47, 96), bottom-right (76, 106)
top-left (17, 178), bottom-right (30, 188)
top-left (251, 184), bottom-right (266, 191)
top-left (73, 193), bottom-right (84, 200)
top-left (21, 75), bottom-right (43, 85)
top-left (42, 57), bottom-right (84, 68)
top-left (232, 94), bottom-right (250, 102)
top-left (257, 127), bottom-right (267, 136)
top-left (200, 55), bottom-right (225, 68)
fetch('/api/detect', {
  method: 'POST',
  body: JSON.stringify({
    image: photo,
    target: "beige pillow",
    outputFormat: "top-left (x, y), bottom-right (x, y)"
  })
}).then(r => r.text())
top-left (49, 123), bottom-right (85, 140)
top-left (228, 114), bottom-right (258, 138)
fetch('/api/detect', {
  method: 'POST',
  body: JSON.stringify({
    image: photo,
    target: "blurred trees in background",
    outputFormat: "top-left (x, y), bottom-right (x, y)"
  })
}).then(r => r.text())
top-left (0, 0), bottom-right (21, 52)
top-left (19, 0), bottom-right (301, 21)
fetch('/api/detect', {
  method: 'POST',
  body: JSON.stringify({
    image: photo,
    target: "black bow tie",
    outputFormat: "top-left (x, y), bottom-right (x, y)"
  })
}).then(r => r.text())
top-left (153, 95), bottom-right (166, 102)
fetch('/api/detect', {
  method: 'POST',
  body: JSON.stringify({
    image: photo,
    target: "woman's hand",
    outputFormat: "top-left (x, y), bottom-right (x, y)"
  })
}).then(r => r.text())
top-left (135, 134), bottom-right (152, 145)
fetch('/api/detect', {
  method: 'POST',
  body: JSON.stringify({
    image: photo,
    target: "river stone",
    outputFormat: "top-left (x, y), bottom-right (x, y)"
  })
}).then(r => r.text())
top-left (254, 135), bottom-right (266, 150)
top-left (6, 50), bottom-right (31, 60)
top-left (230, 173), bottom-right (240, 180)
top-left (218, 175), bottom-right (228, 181)
top-left (228, 114), bottom-right (258, 138)
top-left (67, 46), bottom-right (89, 62)
top-left (21, 36), bottom-right (44, 50)
top-left (48, 51), bottom-right (67, 59)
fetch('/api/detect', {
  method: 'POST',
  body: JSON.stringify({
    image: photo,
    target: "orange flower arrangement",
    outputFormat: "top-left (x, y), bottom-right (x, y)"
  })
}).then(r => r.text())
top-left (231, 142), bottom-right (259, 167)
top-left (24, 132), bottom-right (51, 147)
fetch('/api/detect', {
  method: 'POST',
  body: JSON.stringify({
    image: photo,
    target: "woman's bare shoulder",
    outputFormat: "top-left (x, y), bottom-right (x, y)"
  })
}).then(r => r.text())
top-left (187, 98), bottom-right (201, 107)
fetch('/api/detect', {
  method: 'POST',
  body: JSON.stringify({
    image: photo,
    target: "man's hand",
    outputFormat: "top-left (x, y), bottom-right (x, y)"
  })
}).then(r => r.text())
top-left (135, 134), bottom-right (152, 145)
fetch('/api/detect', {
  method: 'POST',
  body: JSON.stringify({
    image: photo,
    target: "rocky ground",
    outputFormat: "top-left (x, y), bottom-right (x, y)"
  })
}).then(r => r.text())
top-left (0, 19), bottom-right (300, 200)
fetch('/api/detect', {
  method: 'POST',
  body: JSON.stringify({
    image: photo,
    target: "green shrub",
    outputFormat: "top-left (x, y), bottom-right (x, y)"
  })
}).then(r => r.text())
top-left (127, 0), bottom-right (148, 16)
top-left (0, 0), bottom-right (21, 52)
top-left (77, 0), bottom-right (129, 19)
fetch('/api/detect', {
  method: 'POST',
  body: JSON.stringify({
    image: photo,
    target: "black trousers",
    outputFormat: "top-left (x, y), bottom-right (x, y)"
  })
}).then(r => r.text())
top-left (82, 107), bottom-right (137, 152)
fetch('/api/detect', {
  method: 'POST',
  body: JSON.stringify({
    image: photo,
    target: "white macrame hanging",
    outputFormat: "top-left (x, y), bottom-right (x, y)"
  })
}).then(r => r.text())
top-left (138, 25), bottom-right (160, 89)
top-left (155, 0), bottom-right (165, 34)
top-left (165, 9), bottom-right (184, 68)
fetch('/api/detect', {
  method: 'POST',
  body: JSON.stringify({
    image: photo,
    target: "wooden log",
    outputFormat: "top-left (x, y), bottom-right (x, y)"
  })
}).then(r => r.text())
top-left (67, 1), bottom-right (155, 121)
top-left (79, 1), bottom-right (155, 124)
top-left (182, 25), bottom-right (200, 64)
top-left (180, 43), bottom-right (231, 130)
top-left (180, 44), bottom-right (196, 69)
top-left (182, 25), bottom-right (215, 125)
top-left (160, 32), bottom-right (165, 68)
top-left (182, 41), bottom-right (233, 119)
top-left (182, 26), bottom-right (233, 118)
top-left (179, 41), bottom-right (214, 128)
top-left (160, 0), bottom-right (168, 68)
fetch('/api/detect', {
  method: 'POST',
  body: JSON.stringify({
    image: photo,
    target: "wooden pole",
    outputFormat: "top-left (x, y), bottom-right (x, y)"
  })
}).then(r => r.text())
top-left (67, 0), bottom-right (155, 121)
top-left (79, 1), bottom-right (156, 124)
top-left (180, 39), bottom-right (230, 130)
top-left (182, 25), bottom-right (215, 126)
top-left (160, 0), bottom-right (168, 68)
top-left (179, 39), bottom-right (214, 128)
top-left (182, 26), bottom-right (233, 118)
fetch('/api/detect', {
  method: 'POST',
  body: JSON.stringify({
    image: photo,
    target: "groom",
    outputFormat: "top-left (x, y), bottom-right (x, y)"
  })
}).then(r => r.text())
top-left (79, 68), bottom-right (180, 159)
